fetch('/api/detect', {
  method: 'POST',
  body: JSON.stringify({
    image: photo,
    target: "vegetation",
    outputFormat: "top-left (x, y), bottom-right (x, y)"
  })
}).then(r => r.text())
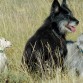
top-left (0, 0), bottom-right (83, 83)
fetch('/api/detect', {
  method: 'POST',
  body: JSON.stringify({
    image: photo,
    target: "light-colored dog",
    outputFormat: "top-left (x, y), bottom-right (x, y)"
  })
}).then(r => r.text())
top-left (64, 34), bottom-right (83, 76)
top-left (0, 38), bottom-right (11, 73)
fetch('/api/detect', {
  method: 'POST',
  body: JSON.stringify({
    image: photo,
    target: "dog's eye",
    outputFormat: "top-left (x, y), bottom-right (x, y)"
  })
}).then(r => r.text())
top-left (63, 11), bottom-right (69, 15)
top-left (64, 14), bottom-right (70, 19)
top-left (65, 12), bottom-right (71, 16)
top-left (64, 11), bottom-right (73, 16)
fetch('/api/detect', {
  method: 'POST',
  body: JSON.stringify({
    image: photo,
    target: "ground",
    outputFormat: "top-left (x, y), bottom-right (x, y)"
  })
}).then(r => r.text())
top-left (0, 0), bottom-right (83, 83)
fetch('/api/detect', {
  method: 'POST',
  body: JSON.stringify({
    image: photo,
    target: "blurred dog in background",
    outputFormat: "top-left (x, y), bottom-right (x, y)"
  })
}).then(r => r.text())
top-left (64, 34), bottom-right (83, 76)
top-left (0, 38), bottom-right (11, 73)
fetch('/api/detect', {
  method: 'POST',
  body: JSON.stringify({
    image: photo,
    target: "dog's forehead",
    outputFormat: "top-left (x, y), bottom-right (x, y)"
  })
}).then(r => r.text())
top-left (0, 38), bottom-right (7, 43)
top-left (61, 7), bottom-right (72, 15)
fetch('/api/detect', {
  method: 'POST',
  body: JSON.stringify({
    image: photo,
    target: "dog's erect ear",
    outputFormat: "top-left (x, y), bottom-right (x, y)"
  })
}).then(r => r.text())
top-left (62, 0), bottom-right (66, 5)
top-left (61, 0), bottom-right (68, 8)
top-left (51, 0), bottom-right (60, 14)
top-left (61, 0), bottom-right (72, 14)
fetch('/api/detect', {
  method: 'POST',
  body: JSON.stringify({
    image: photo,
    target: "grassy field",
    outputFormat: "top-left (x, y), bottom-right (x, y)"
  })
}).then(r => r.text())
top-left (0, 0), bottom-right (83, 83)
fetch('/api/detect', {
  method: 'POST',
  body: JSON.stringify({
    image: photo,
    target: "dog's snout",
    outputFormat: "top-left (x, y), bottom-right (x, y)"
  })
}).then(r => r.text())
top-left (76, 20), bottom-right (79, 25)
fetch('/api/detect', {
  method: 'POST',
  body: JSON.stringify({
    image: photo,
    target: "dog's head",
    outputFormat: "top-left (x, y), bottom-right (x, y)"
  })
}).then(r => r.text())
top-left (50, 0), bottom-right (79, 34)
top-left (76, 34), bottom-right (83, 51)
top-left (0, 38), bottom-right (12, 49)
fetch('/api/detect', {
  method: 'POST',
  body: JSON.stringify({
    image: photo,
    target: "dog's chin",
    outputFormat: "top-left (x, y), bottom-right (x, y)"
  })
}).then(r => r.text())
top-left (5, 45), bottom-right (12, 48)
top-left (65, 25), bottom-right (76, 33)
top-left (59, 25), bottom-right (75, 34)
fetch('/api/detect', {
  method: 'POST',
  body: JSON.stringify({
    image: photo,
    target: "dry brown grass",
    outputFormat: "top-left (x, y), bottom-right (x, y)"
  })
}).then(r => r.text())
top-left (0, 0), bottom-right (83, 83)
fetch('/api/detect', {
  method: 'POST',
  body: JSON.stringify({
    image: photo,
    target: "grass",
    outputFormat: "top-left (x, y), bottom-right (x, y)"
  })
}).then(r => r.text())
top-left (0, 0), bottom-right (83, 83)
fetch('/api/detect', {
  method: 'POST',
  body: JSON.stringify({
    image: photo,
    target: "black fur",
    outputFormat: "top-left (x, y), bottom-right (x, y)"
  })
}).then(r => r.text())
top-left (66, 40), bottom-right (74, 44)
top-left (22, 0), bottom-right (79, 72)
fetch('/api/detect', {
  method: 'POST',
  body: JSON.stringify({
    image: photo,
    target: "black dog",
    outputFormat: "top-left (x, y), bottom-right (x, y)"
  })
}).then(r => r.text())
top-left (22, 0), bottom-right (79, 72)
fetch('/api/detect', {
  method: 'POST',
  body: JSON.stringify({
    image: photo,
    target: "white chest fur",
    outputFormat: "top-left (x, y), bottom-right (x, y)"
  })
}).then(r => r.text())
top-left (0, 52), bottom-right (7, 72)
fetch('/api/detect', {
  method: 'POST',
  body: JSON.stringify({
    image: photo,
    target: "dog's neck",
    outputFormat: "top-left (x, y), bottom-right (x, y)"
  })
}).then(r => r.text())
top-left (52, 28), bottom-right (66, 40)
top-left (51, 22), bottom-right (66, 39)
top-left (52, 29), bottom-right (61, 40)
top-left (0, 47), bottom-right (4, 53)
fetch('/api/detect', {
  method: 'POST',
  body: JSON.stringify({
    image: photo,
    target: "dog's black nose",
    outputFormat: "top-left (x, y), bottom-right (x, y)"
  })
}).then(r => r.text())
top-left (76, 20), bottom-right (79, 25)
